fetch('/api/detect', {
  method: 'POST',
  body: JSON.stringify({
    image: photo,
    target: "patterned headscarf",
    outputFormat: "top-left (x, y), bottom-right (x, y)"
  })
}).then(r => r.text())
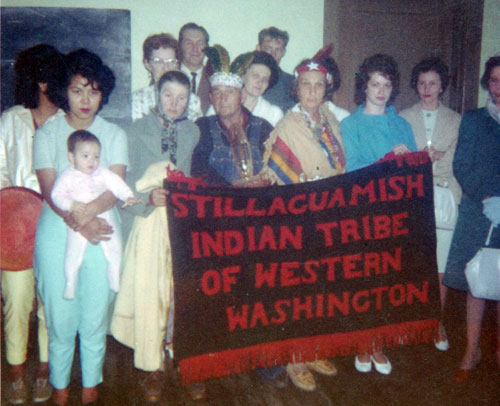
top-left (153, 83), bottom-right (188, 164)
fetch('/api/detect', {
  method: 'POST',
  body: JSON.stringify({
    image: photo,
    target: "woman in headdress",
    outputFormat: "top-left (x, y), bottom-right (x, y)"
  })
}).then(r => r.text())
top-left (263, 53), bottom-right (346, 391)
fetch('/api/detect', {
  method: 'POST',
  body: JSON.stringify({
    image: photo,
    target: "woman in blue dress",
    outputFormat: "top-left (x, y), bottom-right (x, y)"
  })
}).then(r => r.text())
top-left (33, 49), bottom-right (128, 405)
top-left (443, 56), bottom-right (500, 382)
top-left (340, 54), bottom-right (416, 375)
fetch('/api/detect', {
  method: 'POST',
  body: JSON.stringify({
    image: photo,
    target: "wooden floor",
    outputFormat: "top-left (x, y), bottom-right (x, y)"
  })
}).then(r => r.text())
top-left (2, 289), bottom-right (499, 406)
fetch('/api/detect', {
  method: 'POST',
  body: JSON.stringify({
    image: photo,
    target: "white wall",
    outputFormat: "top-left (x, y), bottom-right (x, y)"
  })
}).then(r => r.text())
top-left (2, 0), bottom-right (325, 91)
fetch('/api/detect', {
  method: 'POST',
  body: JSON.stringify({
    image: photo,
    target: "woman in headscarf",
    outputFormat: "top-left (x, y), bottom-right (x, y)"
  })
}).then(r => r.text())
top-left (111, 70), bottom-right (200, 403)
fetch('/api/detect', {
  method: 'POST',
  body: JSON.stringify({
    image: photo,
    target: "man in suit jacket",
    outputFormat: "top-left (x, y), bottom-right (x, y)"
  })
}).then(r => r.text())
top-left (257, 27), bottom-right (295, 114)
top-left (179, 22), bottom-right (211, 115)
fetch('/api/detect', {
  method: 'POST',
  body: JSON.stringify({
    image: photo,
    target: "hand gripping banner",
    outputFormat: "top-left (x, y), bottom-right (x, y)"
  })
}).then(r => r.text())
top-left (165, 152), bottom-right (440, 384)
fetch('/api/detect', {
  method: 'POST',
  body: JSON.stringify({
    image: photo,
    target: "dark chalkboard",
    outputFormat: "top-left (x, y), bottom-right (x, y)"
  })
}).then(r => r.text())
top-left (1, 7), bottom-right (131, 125)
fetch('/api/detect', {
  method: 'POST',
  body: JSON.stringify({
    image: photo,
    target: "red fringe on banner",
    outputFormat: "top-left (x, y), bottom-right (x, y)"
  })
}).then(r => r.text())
top-left (178, 319), bottom-right (439, 385)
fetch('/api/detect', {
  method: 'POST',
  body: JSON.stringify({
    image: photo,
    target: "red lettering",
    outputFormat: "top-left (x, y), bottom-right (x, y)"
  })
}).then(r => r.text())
top-left (279, 226), bottom-right (303, 250)
top-left (201, 270), bottom-right (221, 295)
top-left (371, 286), bottom-right (389, 310)
top-left (213, 196), bottom-right (223, 217)
top-left (352, 290), bottom-right (370, 312)
top-left (200, 231), bottom-right (223, 257)
top-left (255, 263), bottom-right (278, 288)
top-left (258, 226), bottom-right (277, 250)
top-left (387, 176), bottom-right (405, 200)
top-left (224, 197), bottom-right (245, 217)
top-left (288, 193), bottom-right (307, 214)
top-left (267, 197), bottom-right (287, 215)
top-left (247, 226), bottom-right (256, 251)
top-left (281, 262), bottom-right (300, 286)
top-left (224, 231), bottom-right (243, 255)
top-left (303, 261), bottom-right (319, 284)
top-left (364, 252), bottom-right (380, 276)
top-left (406, 174), bottom-right (424, 198)
top-left (378, 177), bottom-right (388, 202)
top-left (315, 294), bottom-right (324, 317)
top-left (191, 194), bottom-right (213, 218)
top-left (349, 181), bottom-right (376, 206)
top-left (170, 193), bottom-right (189, 217)
top-left (343, 254), bottom-right (362, 278)
top-left (250, 302), bottom-right (269, 328)
top-left (309, 191), bottom-right (328, 211)
top-left (382, 248), bottom-right (402, 273)
top-left (340, 219), bottom-right (361, 243)
top-left (222, 266), bottom-right (240, 292)
top-left (327, 292), bottom-right (350, 316)
top-left (316, 222), bottom-right (338, 247)
top-left (407, 281), bottom-right (429, 304)
top-left (388, 284), bottom-right (405, 307)
top-left (293, 296), bottom-right (313, 320)
top-left (362, 215), bottom-right (373, 240)
top-left (326, 187), bottom-right (346, 208)
top-left (226, 305), bottom-right (248, 331)
top-left (246, 197), bottom-right (266, 216)
top-left (392, 212), bottom-right (409, 236)
top-left (322, 256), bottom-right (342, 281)
top-left (271, 300), bottom-right (290, 324)
top-left (191, 232), bottom-right (201, 259)
top-left (373, 215), bottom-right (391, 239)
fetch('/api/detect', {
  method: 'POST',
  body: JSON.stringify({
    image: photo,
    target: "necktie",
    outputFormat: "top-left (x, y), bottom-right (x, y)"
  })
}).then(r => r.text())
top-left (191, 72), bottom-right (197, 94)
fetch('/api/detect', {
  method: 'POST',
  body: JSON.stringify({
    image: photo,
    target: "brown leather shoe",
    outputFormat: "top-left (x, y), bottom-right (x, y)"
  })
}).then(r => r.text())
top-left (81, 386), bottom-right (98, 404)
top-left (185, 381), bottom-right (207, 400)
top-left (142, 371), bottom-right (163, 403)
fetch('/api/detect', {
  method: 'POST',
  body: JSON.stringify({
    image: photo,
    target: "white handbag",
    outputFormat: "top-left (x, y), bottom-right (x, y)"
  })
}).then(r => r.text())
top-left (434, 185), bottom-right (458, 230)
top-left (465, 225), bottom-right (500, 301)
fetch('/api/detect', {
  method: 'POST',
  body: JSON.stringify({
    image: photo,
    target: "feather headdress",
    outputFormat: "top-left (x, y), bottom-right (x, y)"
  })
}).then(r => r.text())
top-left (230, 52), bottom-right (255, 77)
top-left (204, 44), bottom-right (243, 88)
top-left (294, 43), bottom-right (334, 83)
top-left (204, 44), bottom-right (231, 73)
top-left (312, 43), bottom-right (333, 63)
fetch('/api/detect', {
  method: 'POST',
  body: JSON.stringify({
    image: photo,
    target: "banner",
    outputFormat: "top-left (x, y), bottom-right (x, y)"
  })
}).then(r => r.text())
top-left (166, 152), bottom-right (440, 384)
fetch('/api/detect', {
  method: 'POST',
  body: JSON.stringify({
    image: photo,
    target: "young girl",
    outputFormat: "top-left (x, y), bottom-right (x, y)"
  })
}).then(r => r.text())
top-left (33, 48), bottom-right (128, 406)
top-left (51, 130), bottom-right (139, 299)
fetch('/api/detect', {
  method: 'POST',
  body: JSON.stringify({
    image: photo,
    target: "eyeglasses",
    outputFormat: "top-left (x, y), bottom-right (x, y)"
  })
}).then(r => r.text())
top-left (150, 57), bottom-right (178, 67)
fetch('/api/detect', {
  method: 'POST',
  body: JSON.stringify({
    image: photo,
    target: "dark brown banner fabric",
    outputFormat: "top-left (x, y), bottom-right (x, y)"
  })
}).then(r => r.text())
top-left (166, 152), bottom-right (440, 384)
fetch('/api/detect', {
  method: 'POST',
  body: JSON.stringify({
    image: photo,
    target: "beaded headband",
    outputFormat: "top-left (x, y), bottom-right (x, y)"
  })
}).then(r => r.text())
top-left (209, 71), bottom-right (243, 89)
top-left (294, 61), bottom-right (332, 83)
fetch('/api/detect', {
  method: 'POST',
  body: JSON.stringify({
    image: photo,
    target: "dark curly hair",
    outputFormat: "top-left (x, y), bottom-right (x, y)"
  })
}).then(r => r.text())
top-left (410, 57), bottom-right (449, 94)
top-left (143, 33), bottom-right (179, 61)
top-left (354, 54), bottom-right (399, 106)
top-left (14, 44), bottom-right (66, 109)
top-left (291, 59), bottom-right (333, 103)
top-left (323, 56), bottom-right (342, 97)
top-left (61, 49), bottom-right (115, 113)
top-left (241, 51), bottom-right (279, 90)
top-left (480, 55), bottom-right (500, 90)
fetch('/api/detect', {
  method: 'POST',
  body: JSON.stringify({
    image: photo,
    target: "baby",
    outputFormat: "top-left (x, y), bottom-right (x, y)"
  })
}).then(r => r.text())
top-left (51, 130), bottom-right (139, 299)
